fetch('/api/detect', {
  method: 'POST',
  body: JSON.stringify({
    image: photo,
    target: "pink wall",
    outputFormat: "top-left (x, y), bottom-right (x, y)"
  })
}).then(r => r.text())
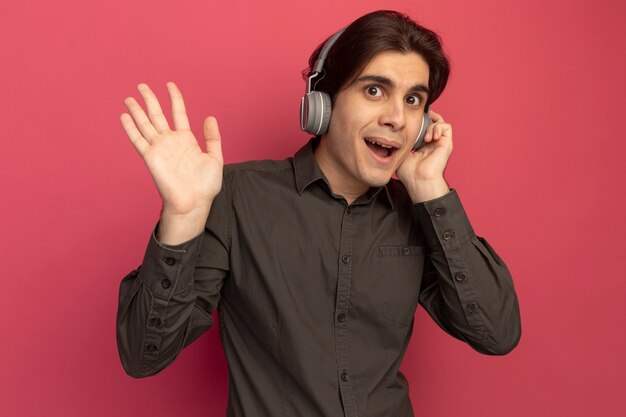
top-left (1, 0), bottom-right (624, 416)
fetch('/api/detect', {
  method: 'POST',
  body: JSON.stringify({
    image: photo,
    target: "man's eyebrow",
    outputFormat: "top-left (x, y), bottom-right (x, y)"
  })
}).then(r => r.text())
top-left (353, 75), bottom-right (429, 95)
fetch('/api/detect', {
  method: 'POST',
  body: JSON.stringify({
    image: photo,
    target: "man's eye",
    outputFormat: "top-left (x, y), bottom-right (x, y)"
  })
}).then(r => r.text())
top-left (406, 95), bottom-right (421, 106)
top-left (366, 86), bottom-right (382, 96)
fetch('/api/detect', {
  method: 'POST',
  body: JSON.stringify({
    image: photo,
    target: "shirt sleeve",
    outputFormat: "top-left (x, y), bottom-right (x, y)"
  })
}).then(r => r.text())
top-left (414, 189), bottom-right (521, 355)
top-left (116, 176), bottom-right (231, 378)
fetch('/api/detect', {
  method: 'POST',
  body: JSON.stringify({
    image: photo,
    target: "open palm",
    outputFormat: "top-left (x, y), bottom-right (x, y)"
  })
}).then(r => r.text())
top-left (120, 82), bottom-right (223, 215)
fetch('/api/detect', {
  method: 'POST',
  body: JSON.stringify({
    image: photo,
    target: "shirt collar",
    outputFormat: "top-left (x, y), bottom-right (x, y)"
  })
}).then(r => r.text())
top-left (293, 137), bottom-right (395, 209)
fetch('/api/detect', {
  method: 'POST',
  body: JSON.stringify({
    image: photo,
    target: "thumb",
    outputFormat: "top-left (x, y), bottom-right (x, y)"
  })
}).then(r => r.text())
top-left (203, 116), bottom-right (223, 163)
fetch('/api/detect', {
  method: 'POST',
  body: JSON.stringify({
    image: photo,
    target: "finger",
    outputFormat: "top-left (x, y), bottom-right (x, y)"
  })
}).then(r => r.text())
top-left (120, 113), bottom-right (150, 155)
top-left (433, 123), bottom-right (448, 140)
top-left (124, 96), bottom-right (159, 140)
top-left (434, 123), bottom-right (442, 140)
top-left (203, 116), bottom-right (223, 163)
top-left (137, 83), bottom-right (171, 133)
top-left (167, 82), bottom-right (191, 131)
top-left (428, 109), bottom-right (444, 124)
top-left (443, 124), bottom-right (452, 140)
top-left (424, 120), bottom-right (436, 142)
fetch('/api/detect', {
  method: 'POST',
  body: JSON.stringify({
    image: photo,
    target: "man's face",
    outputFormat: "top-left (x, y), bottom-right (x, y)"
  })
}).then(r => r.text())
top-left (315, 50), bottom-right (430, 197)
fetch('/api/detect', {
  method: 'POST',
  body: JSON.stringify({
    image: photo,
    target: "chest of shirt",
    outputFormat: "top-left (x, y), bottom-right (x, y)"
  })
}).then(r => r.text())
top-left (222, 180), bottom-right (428, 329)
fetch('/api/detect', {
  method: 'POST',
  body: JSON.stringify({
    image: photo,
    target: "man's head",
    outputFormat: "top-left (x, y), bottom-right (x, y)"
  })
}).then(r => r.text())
top-left (303, 10), bottom-right (450, 109)
top-left (308, 10), bottom-right (451, 199)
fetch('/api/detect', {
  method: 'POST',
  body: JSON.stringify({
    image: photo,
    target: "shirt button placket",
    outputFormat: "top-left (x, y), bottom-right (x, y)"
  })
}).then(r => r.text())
top-left (334, 205), bottom-right (357, 416)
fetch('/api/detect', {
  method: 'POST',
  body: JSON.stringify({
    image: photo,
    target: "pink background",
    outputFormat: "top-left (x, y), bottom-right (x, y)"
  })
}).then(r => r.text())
top-left (1, 0), bottom-right (625, 416)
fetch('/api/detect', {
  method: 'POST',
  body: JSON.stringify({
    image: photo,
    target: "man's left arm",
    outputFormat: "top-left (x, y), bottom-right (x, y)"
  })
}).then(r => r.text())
top-left (397, 110), bottom-right (520, 354)
top-left (414, 189), bottom-right (521, 355)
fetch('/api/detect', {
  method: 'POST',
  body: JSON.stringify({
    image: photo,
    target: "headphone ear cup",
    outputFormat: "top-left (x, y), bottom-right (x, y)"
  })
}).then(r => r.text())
top-left (300, 91), bottom-right (332, 135)
top-left (317, 92), bottom-right (332, 135)
top-left (413, 112), bottom-right (432, 150)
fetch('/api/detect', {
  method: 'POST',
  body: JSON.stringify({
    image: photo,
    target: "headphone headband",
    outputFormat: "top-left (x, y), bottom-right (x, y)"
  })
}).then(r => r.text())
top-left (306, 28), bottom-right (346, 94)
top-left (312, 28), bottom-right (346, 75)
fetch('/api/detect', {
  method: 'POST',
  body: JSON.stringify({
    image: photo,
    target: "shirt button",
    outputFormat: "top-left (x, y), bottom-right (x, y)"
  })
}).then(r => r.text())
top-left (434, 207), bottom-right (447, 217)
top-left (164, 257), bottom-right (176, 266)
top-left (466, 302), bottom-right (477, 313)
top-left (161, 279), bottom-right (172, 289)
top-left (455, 272), bottom-right (466, 282)
top-left (346, 207), bottom-right (352, 215)
top-left (150, 317), bottom-right (161, 327)
top-left (341, 255), bottom-right (351, 264)
top-left (402, 247), bottom-right (411, 255)
top-left (145, 343), bottom-right (157, 352)
top-left (341, 371), bottom-right (349, 382)
top-left (337, 313), bottom-right (347, 322)
top-left (442, 231), bottom-right (455, 240)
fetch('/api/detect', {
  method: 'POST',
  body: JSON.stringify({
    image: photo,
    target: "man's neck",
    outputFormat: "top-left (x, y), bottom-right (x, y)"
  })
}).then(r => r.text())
top-left (313, 140), bottom-right (368, 205)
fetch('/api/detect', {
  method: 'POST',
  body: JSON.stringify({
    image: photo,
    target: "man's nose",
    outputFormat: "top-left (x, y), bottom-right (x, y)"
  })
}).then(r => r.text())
top-left (379, 98), bottom-right (406, 131)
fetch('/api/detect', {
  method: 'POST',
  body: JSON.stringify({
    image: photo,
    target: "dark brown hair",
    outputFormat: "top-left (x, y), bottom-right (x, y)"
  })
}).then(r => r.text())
top-left (303, 10), bottom-right (450, 108)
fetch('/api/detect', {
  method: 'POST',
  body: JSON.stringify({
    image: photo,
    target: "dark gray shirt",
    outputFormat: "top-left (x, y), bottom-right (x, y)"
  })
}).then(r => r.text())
top-left (116, 137), bottom-right (521, 417)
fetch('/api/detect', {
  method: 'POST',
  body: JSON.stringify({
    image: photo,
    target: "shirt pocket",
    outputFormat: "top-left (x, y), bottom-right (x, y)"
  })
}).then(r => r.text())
top-left (376, 245), bottom-right (426, 326)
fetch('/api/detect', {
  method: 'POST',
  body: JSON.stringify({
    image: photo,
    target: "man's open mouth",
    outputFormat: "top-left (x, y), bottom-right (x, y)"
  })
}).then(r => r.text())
top-left (364, 137), bottom-right (399, 159)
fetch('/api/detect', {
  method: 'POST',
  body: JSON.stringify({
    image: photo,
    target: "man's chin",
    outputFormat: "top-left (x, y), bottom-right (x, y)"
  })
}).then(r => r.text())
top-left (362, 173), bottom-right (394, 188)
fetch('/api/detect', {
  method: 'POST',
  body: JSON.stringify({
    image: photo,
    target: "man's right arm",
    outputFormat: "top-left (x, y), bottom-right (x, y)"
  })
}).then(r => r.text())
top-left (116, 176), bottom-right (231, 378)
top-left (116, 82), bottom-right (229, 377)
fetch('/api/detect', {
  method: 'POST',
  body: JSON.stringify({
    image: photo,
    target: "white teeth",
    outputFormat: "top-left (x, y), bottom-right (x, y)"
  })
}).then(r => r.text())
top-left (365, 138), bottom-right (393, 149)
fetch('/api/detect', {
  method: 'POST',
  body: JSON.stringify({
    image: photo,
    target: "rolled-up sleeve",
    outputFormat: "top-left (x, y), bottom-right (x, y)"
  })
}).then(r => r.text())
top-left (414, 189), bottom-right (521, 355)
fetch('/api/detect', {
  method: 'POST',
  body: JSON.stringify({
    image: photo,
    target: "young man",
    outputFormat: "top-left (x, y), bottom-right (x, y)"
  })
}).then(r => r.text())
top-left (117, 10), bottom-right (521, 417)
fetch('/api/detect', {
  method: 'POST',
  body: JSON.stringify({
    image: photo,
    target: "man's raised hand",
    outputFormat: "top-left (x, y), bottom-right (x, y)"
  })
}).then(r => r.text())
top-left (120, 82), bottom-right (223, 217)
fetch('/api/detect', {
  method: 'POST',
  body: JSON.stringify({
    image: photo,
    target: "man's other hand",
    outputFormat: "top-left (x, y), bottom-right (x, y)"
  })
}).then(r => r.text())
top-left (396, 109), bottom-right (452, 203)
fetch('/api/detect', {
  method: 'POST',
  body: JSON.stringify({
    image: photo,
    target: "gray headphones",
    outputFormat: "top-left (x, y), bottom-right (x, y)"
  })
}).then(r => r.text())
top-left (300, 28), bottom-right (432, 150)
